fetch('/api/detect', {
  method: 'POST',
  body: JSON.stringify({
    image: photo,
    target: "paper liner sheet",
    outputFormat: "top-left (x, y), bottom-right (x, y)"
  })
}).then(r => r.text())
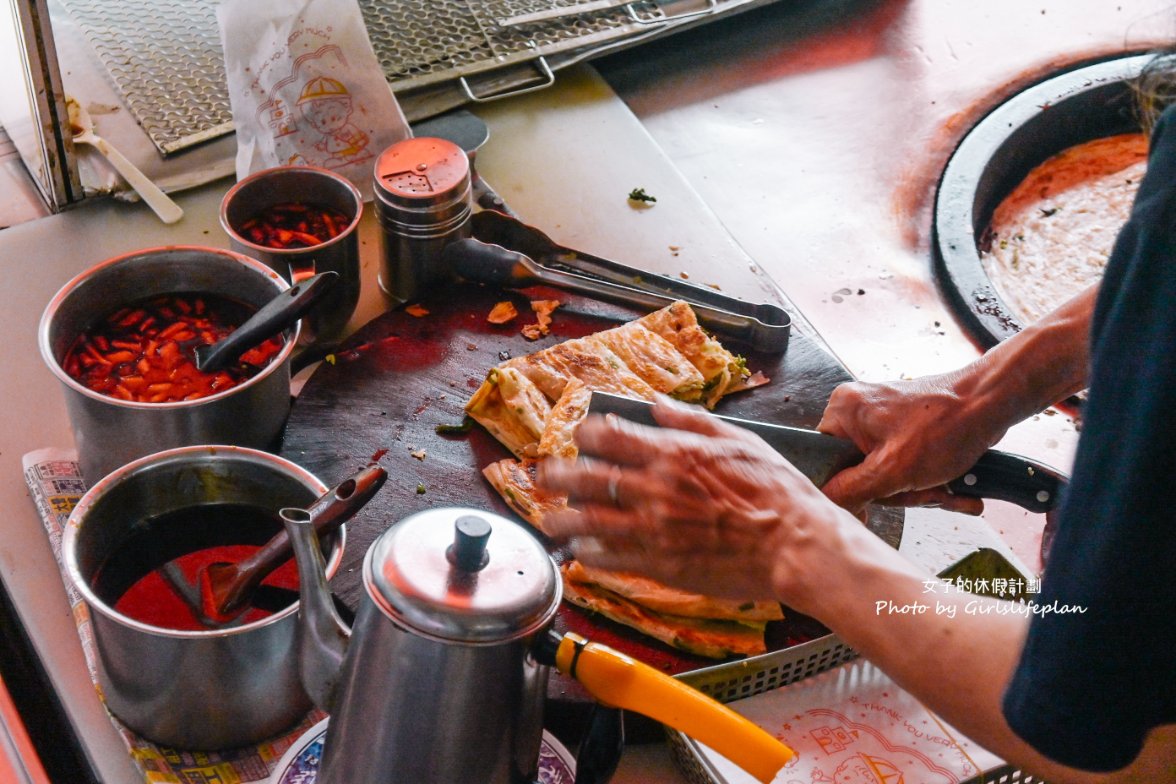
top-left (686, 659), bottom-right (1005, 784)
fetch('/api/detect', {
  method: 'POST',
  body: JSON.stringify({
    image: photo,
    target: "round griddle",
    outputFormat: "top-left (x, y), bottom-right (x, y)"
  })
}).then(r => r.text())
top-left (279, 282), bottom-right (902, 710)
top-left (932, 53), bottom-right (1150, 348)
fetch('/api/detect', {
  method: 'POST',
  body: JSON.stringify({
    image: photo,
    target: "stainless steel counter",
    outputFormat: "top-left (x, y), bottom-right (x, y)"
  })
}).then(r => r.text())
top-left (594, 0), bottom-right (1174, 569)
top-left (0, 65), bottom-right (783, 784)
top-left (1, 1), bottom-right (1171, 780)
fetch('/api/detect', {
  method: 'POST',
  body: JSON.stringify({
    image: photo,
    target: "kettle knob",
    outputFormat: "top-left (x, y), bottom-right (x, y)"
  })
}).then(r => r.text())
top-left (448, 514), bottom-right (491, 572)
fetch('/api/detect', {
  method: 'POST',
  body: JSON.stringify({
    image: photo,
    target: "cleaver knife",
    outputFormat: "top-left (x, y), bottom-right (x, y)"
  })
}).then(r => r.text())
top-left (586, 392), bottom-right (1066, 514)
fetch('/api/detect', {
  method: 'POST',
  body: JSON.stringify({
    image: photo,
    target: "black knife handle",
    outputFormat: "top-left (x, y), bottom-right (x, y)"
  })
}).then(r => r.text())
top-left (948, 449), bottom-right (1066, 513)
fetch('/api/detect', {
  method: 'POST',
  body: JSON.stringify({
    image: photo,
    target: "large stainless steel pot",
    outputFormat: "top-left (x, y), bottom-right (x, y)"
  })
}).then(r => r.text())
top-left (62, 446), bottom-right (344, 750)
top-left (38, 246), bottom-right (298, 485)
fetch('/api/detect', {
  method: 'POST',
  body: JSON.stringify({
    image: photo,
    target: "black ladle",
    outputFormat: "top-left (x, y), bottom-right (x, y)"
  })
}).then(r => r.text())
top-left (195, 271), bottom-right (339, 372)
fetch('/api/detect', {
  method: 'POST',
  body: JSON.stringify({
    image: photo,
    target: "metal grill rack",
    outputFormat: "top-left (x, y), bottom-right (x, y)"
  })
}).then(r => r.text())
top-left (52, 0), bottom-right (777, 155)
top-left (53, 0), bottom-right (231, 155)
top-left (361, 0), bottom-right (666, 92)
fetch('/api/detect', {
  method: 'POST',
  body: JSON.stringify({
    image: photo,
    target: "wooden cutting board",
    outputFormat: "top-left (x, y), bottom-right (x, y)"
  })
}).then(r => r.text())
top-left (279, 281), bottom-right (902, 704)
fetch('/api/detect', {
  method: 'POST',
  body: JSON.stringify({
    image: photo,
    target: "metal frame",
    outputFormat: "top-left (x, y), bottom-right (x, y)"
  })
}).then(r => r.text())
top-left (0, 0), bottom-right (80, 212)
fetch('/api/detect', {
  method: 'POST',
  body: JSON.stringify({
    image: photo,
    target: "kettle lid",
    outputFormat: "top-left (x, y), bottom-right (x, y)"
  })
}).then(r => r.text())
top-left (364, 507), bottom-right (561, 643)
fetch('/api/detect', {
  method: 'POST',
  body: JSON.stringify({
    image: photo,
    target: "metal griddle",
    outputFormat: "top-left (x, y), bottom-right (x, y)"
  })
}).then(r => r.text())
top-left (933, 53), bottom-right (1148, 349)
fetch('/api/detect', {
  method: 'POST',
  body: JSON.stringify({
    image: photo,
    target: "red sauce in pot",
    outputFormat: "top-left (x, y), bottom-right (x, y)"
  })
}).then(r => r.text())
top-left (94, 503), bottom-right (304, 631)
top-left (240, 202), bottom-right (350, 249)
top-left (113, 544), bottom-right (300, 631)
top-left (62, 292), bottom-right (284, 403)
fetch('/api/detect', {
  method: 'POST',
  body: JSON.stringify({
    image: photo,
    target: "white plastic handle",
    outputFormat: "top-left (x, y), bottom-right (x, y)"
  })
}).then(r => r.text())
top-left (89, 135), bottom-right (184, 224)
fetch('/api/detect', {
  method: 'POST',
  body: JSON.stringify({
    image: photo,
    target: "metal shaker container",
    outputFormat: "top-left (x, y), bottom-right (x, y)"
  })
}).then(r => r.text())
top-left (373, 136), bottom-right (473, 302)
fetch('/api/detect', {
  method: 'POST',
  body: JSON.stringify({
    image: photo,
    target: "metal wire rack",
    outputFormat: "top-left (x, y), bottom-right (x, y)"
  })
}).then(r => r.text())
top-left (53, 0), bottom-right (773, 154)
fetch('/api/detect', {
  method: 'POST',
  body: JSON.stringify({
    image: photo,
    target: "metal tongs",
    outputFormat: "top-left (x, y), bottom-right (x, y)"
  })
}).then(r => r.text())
top-left (442, 210), bottom-right (792, 352)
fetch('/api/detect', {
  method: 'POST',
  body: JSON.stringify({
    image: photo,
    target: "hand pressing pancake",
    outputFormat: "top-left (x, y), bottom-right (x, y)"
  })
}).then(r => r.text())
top-left (536, 396), bottom-right (857, 620)
top-left (465, 302), bottom-right (777, 658)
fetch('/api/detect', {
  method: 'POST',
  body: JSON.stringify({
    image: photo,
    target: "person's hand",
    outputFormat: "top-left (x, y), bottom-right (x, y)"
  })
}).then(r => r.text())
top-left (817, 287), bottom-right (1096, 515)
top-left (536, 396), bottom-right (859, 610)
top-left (817, 374), bottom-right (1007, 515)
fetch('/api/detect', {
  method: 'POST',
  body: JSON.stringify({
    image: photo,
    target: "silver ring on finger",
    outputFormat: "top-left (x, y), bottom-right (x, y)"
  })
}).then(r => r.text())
top-left (606, 466), bottom-right (623, 507)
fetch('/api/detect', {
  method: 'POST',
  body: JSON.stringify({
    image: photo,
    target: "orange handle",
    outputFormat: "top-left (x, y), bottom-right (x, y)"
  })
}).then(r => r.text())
top-left (555, 632), bottom-right (793, 783)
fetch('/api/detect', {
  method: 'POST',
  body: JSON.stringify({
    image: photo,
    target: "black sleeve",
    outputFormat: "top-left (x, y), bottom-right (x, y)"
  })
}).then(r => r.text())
top-left (1001, 103), bottom-right (1176, 771)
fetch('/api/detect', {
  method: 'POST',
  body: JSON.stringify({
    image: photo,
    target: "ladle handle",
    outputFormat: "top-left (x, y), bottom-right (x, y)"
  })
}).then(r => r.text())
top-left (550, 632), bottom-right (793, 784)
top-left (196, 270), bottom-right (338, 371)
top-left (238, 464), bottom-right (387, 577)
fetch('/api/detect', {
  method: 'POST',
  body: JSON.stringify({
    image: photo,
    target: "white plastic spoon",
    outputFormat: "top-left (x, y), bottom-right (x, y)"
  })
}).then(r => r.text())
top-left (66, 97), bottom-right (184, 224)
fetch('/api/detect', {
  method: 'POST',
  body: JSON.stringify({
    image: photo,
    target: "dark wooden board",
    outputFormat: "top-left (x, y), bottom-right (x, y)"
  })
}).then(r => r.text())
top-left (279, 282), bottom-right (902, 702)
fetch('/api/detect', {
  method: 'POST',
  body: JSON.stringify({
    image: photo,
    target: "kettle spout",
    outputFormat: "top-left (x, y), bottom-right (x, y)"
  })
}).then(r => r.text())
top-left (282, 507), bottom-right (350, 712)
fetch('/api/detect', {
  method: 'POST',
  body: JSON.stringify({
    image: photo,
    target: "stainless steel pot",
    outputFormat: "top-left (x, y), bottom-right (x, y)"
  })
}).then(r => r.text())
top-left (38, 246), bottom-right (298, 485)
top-left (62, 446), bottom-right (344, 750)
top-left (219, 166), bottom-right (363, 344)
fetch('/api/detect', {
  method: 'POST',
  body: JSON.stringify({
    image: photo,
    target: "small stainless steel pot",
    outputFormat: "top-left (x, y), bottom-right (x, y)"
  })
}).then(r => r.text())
top-left (38, 246), bottom-right (298, 485)
top-left (220, 165), bottom-right (363, 343)
top-left (62, 446), bottom-right (344, 750)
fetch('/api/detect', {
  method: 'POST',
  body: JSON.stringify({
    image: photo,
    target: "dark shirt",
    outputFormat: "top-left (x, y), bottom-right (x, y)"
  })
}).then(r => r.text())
top-left (1002, 102), bottom-right (1176, 771)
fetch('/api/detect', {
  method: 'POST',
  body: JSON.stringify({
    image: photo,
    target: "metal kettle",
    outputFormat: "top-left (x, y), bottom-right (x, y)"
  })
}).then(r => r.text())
top-left (283, 505), bottom-right (793, 784)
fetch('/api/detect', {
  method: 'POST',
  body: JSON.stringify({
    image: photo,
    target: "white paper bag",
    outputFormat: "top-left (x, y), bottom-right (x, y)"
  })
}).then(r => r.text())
top-left (217, 0), bottom-right (411, 201)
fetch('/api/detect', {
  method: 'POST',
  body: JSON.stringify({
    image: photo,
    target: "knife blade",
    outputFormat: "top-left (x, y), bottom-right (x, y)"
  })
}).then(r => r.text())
top-left (586, 392), bottom-right (1066, 514)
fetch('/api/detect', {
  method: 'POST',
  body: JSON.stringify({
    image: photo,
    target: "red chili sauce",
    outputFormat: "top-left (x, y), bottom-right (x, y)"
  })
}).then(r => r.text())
top-left (112, 545), bottom-right (301, 631)
top-left (95, 504), bottom-right (303, 631)
top-left (62, 292), bottom-right (284, 403)
top-left (240, 202), bottom-right (349, 249)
